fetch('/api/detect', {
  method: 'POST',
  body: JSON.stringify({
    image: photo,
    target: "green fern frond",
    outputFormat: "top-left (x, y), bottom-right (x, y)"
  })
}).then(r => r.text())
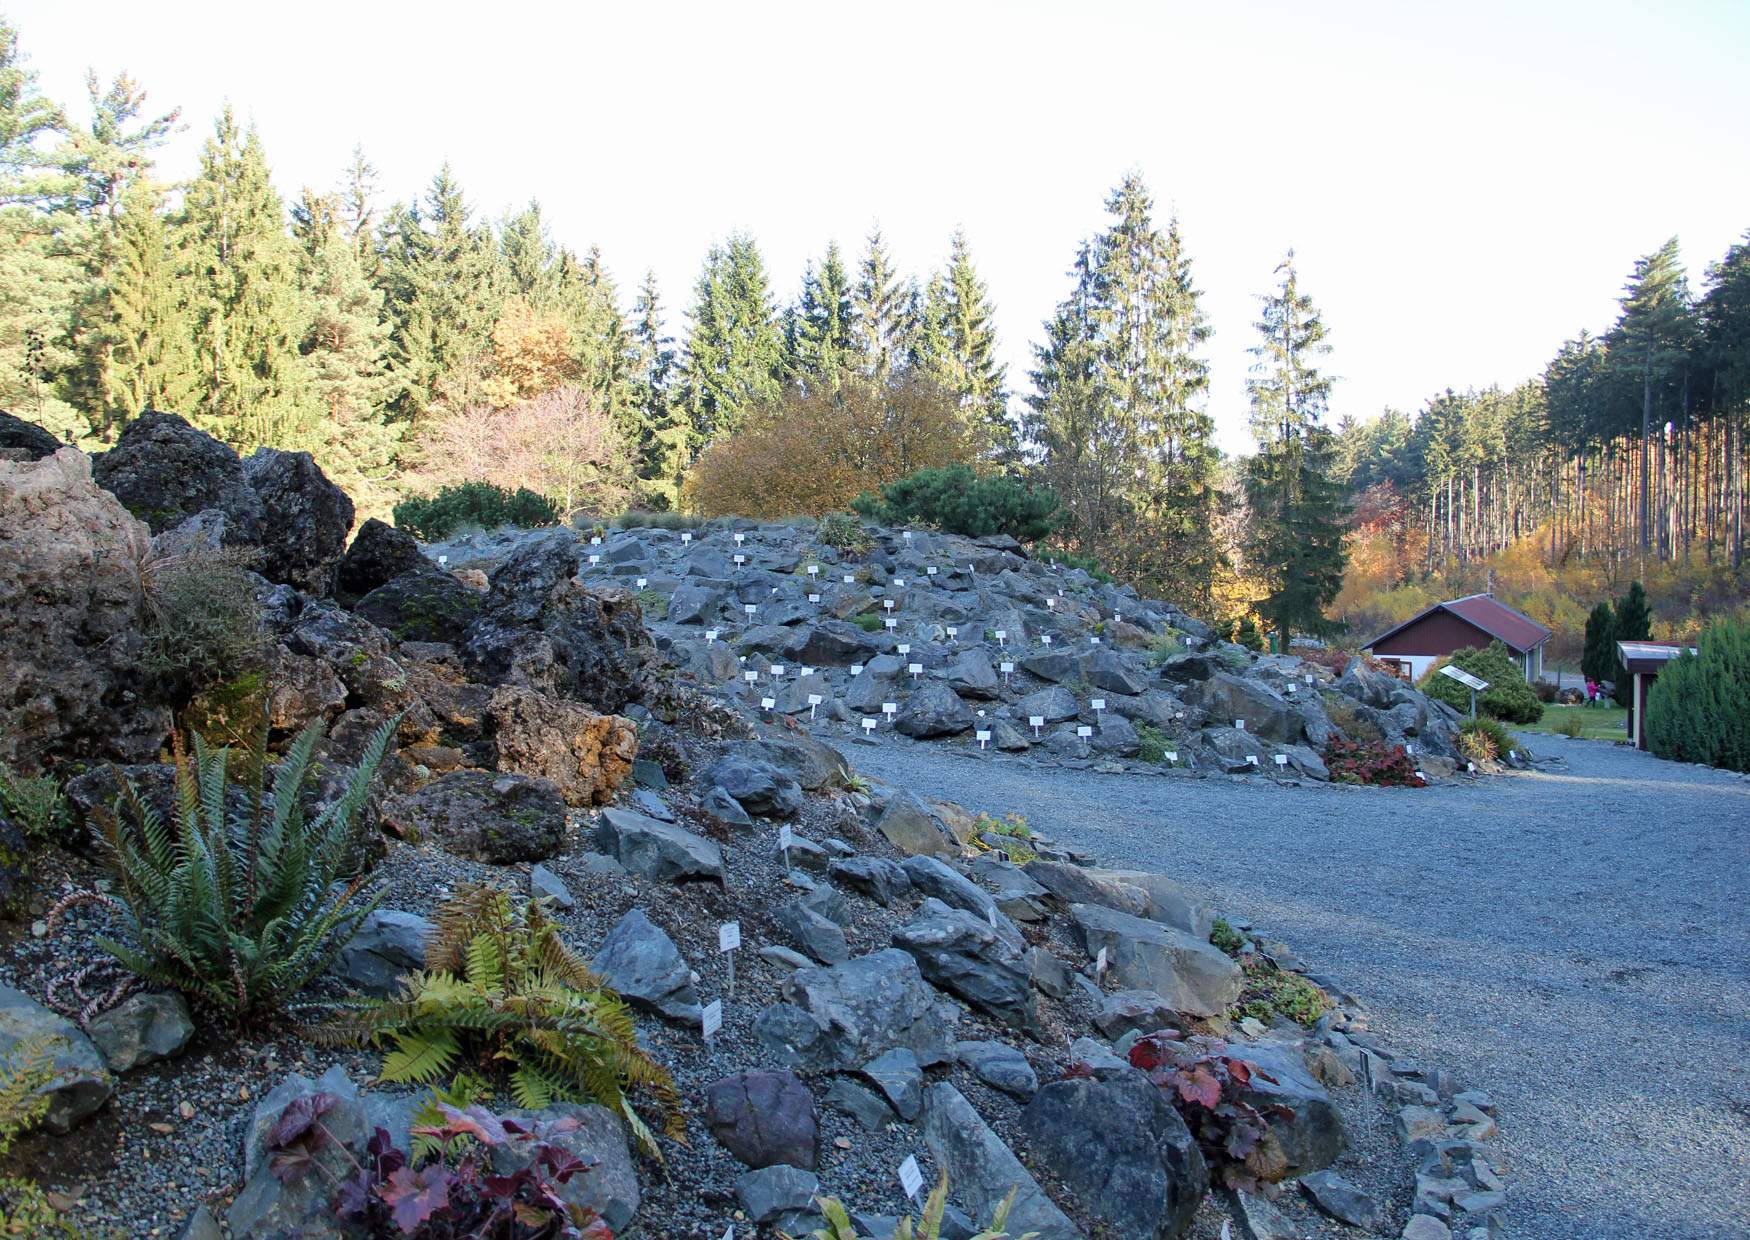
top-left (379, 1030), bottom-right (460, 1085)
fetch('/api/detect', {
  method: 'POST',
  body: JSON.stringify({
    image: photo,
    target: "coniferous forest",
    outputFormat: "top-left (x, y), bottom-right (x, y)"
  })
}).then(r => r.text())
top-left (4, 13), bottom-right (1747, 651)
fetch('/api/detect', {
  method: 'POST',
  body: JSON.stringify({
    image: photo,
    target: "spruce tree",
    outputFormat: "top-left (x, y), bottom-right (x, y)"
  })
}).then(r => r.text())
top-left (292, 188), bottom-right (391, 424)
top-left (681, 232), bottom-right (784, 448)
top-left (630, 271), bottom-right (687, 507)
top-left (500, 201), bottom-right (558, 306)
top-left (1242, 251), bottom-right (1347, 649)
top-left (0, 16), bottom-right (68, 208)
top-left (1581, 601), bottom-right (1618, 689)
top-left (922, 228), bottom-right (1010, 460)
top-left (1610, 581), bottom-right (1653, 705)
top-left (791, 241), bottom-right (855, 384)
top-left (852, 226), bottom-right (911, 382)
top-left (177, 107), bottom-right (312, 449)
top-left (557, 243), bottom-right (635, 431)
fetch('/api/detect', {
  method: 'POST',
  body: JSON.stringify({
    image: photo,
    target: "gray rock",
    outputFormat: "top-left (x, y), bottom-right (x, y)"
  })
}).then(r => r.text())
top-left (594, 807), bottom-right (725, 883)
top-left (893, 899), bottom-right (1039, 1035)
top-left (1016, 684), bottom-right (1079, 724)
top-left (530, 862), bottom-right (575, 908)
top-left (1092, 990), bottom-right (1178, 1041)
top-left (0, 984), bottom-right (110, 1133)
top-left (86, 991), bottom-right (193, 1072)
top-left (774, 899), bottom-right (850, 964)
top-left (753, 949), bottom-right (958, 1071)
top-left (1020, 652), bottom-right (1076, 683)
top-left (827, 855), bottom-right (912, 906)
top-left (874, 791), bottom-right (958, 857)
top-left (1225, 1188), bottom-right (1298, 1240)
top-left (1068, 903), bottom-right (1241, 1017)
top-left (355, 566), bottom-right (480, 643)
top-left (336, 517), bottom-right (426, 600)
top-left (1223, 1040), bottom-right (1346, 1179)
top-left (243, 445), bottom-right (356, 595)
top-left (1402, 1216), bottom-right (1454, 1240)
top-left (1188, 672), bottom-right (1302, 742)
top-left (760, 944), bottom-right (814, 971)
top-left (825, 1076), bottom-right (894, 1132)
top-left (955, 1040), bottom-right (1039, 1100)
top-left (591, 908), bottom-right (702, 1023)
top-left (1069, 1037), bottom-right (1130, 1074)
top-left (791, 620), bottom-right (882, 666)
top-left (899, 855), bottom-right (1011, 935)
top-left (1301, 1170), bottom-right (1390, 1232)
top-left (383, 770), bottom-right (566, 864)
top-left (947, 648), bottom-right (1001, 698)
top-left (919, 1083), bottom-right (1081, 1240)
top-left (702, 752), bottom-right (804, 819)
top-left (92, 410), bottom-right (263, 539)
top-left (489, 1102), bottom-right (642, 1232)
top-left (1019, 1068), bottom-right (1207, 1240)
top-left (736, 1163), bottom-right (820, 1225)
top-left (700, 783), bottom-right (754, 828)
top-left (895, 680), bottom-right (975, 738)
top-left (331, 909), bottom-right (433, 998)
top-left (1082, 648), bottom-right (1146, 695)
top-left (861, 1047), bottom-right (924, 1121)
top-left (178, 1204), bottom-right (225, 1240)
top-left (0, 409), bottom-right (62, 460)
top-left (1025, 947), bottom-right (1074, 999)
top-left (705, 1070), bottom-right (819, 1170)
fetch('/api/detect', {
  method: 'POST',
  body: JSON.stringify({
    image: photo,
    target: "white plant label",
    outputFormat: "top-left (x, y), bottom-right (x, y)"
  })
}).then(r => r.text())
top-left (733, 554), bottom-right (746, 566)
top-left (1095, 947), bottom-right (1108, 975)
top-left (884, 618), bottom-right (898, 630)
top-left (1091, 698), bottom-right (1106, 712)
top-left (760, 696), bottom-right (775, 710)
top-left (1047, 598), bottom-right (1056, 610)
top-left (680, 531), bottom-right (692, 543)
top-left (946, 626), bottom-right (958, 639)
top-left (898, 1155), bottom-right (924, 1200)
top-left (807, 692), bottom-right (823, 707)
top-left (882, 702), bottom-right (898, 718)
top-left (1235, 719), bottom-right (1246, 731)
top-left (801, 666), bottom-right (816, 678)
top-left (883, 599), bottom-right (895, 611)
top-left (702, 999), bottom-right (722, 1041)
top-left (1247, 755), bottom-right (1260, 765)
top-left (770, 665), bottom-right (785, 677)
top-left (862, 717), bottom-right (878, 734)
top-left (588, 554), bottom-right (601, 565)
top-left (1042, 635), bottom-right (1053, 646)
top-left (1076, 725), bottom-right (1093, 738)
top-left (1274, 754), bottom-right (1289, 767)
top-left (976, 730), bottom-right (991, 749)
top-left (1000, 661), bottom-right (1015, 675)
top-left (850, 663), bottom-right (864, 676)
top-left (1029, 716), bottom-right (1045, 734)
top-left (1415, 770), bottom-right (1427, 781)
top-left (927, 567), bottom-right (938, 576)
top-left (897, 643), bottom-right (911, 655)
top-left (1305, 674), bottom-right (1314, 684)
top-left (843, 574), bottom-right (855, 584)
top-left (909, 663), bottom-right (924, 677)
top-left (808, 565), bottom-right (819, 577)
top-left (1405, 743), bottom-right (1415, 755)
top-left (895, 578), bottom-right (906, 587)
top-left (995, 630), bottom-right (1007, 644)
top-left (718, 921), bottom-right (741, 952)
top-left (1165, 750), bottom-right (1179, 763)
top-left (987, 906), bottom-right (999, 929)
top-left (705, 629), bottom-right (719, 643)
top-left (1090, 636), bottom-right (1102, 644)
top-left (734, 533), bottom-right (745, 544)
top-left (438, 554), bottom-right (448, 566)
top-left (903, 531), bottom-right (913, 540)
top-left (744, 604), bottom-right (757, 615)
top-left (808, 593), bottom-right (821, 603)
top-left (778, 824), bottom-right (793, 850)
top-left (744, 670), bottom-right (758, 684)
top-left (591, 536), bottom-right (602, 546)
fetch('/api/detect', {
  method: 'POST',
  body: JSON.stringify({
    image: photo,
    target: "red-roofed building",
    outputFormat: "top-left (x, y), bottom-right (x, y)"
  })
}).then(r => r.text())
top-left (1363, 594), bottom-right (1552, 683)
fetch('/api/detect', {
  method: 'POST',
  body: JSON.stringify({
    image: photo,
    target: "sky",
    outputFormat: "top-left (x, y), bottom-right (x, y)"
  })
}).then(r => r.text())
top-left (11, 0), bottom-right (1750, 452)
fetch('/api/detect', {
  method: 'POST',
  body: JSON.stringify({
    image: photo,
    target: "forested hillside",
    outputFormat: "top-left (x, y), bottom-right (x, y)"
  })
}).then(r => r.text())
top-left (4, 11), bottom-right (1747, 652)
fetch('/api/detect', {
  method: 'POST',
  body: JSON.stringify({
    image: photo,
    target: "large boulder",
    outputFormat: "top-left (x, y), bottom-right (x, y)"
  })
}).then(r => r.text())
top-left (353, 566), bottom-right (481, 644)
top-left (594, 807), bottom-right (725, 884)
top-left (242, 446), bottom-right (354, 595)
top-left (1068, 903), bottom-right (1242, 1018)
top-left (1019, 1069), bottom-right (1208, 1240)
top-left (1082, 648), bottom-right (1146, 696)
top-left (705, 1069), bottom-right (819, 1170)
top-left (874, 791), bottom-right (958, 858)
top-left (1222, 1040), bottom-right (1345, 1180)
top-left (919, 1084), bottom-right (1081, 1240)
top-left (0, 449), bottom-right (170, 770)
top-left (330, 909), bottom-right (432, 998)
top-left (0, 410), bottom-right (61, 460)
top-left (381, 770), bottom-right (566, 863)
top-left (701, 751), bottom-right (804, 819)
top-left (591, 908), bottom-right (702, 1023)
top-left (91, 410), bottom-right (263, 537)
top-left (752, 949), bottom-right (958, 1071)
top-left (893, 899), bottom-right (1039, 1035)
top-left (0, 985), bottom-right (112, 1132)
top-left (335, 517), bottom-right (426, 600)
top-left (947, 647), bottom-right (1002, 699)
top-left (1187, 672), bottom-right (1302, 742)
top-left (486, 685), bottom-right (637, 807)
top-left (788, 620), bottom-right (880, 666)
top-left (462, 532), bottom-right (654, 711)
top-left (894, 681), bottom-right (974, 738)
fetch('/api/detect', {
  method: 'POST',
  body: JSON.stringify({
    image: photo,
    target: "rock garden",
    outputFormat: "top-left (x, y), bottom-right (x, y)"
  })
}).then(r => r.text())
top-left (0, 409), bottom-right (1510, 1240)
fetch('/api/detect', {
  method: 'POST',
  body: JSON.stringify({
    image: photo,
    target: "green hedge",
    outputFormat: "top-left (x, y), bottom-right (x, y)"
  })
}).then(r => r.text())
top-left (1418, 640), bottom-right (1544, 724)
top-left (1645, 620), bottom-right (1750, 772)
top-left (852, 465), bottom-right (1060, 543)
top-left (393, 482), bottom-right (559, 542)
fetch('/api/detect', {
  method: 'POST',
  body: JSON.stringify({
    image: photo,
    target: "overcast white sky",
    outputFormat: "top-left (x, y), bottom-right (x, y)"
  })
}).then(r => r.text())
top-left (11, 0), bottom-right (1750, 452)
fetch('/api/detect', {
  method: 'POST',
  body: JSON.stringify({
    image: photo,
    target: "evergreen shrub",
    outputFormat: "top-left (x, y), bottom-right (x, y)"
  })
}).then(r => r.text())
top-left (1645, 620), bottom-right (1750, 772)
top-left (852, 464), bottom-right (1060, 543)
top-left (393, 481), bottom-right (559, 541)
top-left (1418, 641), bottom-right (1543, 724)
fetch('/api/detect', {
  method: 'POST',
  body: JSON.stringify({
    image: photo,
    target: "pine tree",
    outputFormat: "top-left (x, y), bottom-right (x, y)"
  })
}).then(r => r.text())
top-left (852, 226), bottom-right (911, 382)
top-left (60, 69), bottom-right (179, 221)
top-left (681, 232), bottom-right (784, 448)
top-left (791, 241), bottom-right (855, 384)
top-left (921, 228), bottom-right (1010, 460)
top-left (0, 16), bottom-right (69, 208)
top-left (1242, 251), bottom-right (1346, 648)
top-left (177, 107), bottom-right (312, 450)
top-left (1608, 239), bottom-right (1697, 554)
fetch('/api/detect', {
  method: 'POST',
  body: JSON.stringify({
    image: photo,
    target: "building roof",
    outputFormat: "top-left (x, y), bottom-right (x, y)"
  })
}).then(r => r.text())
top-left (1364, 593), bottom-right (1553, 654)
top-left (1616, 641), bottom-right (1695, 674)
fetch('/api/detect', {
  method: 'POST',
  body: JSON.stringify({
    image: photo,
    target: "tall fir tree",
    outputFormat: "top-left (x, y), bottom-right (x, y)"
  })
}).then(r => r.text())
top-left (377, 164), bottom-right (502, 422)
top-left (681, 232), bottom-right (784, 448)
top-left (0, 15), bottom-right (67, 208)
top-left (500, 200), bottom-right (558, 306)
top-left (920, 227), bottom-right (1010, 460)
top-left (630, 270), bottom-right (688, 506)
top-left (556, 243), bottom-right (635, 428)
top-left (852, 226), bottom-right (911, 382)
top-left (177, 107), bottom-right (312, 450)
top-left (790, 241), bottom-right (855, 384)
top-left (1610, 581), bottom-right (1653, 705)
top-left (1242, 251), bottom-right (1347, 648)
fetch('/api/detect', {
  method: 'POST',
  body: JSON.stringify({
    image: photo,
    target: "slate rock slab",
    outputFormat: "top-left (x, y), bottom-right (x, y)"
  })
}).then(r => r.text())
top-left (705, 1070), bottom-right (819, 1170)
top-left (893, 899), bottom-right (1039, 1035)
top-left (955, 1040), bottom-right (1039, 1101)
top-left (919, 1083), bottom-right (1081, 1240)
top-left (1300, 1169), bottom-right (1390, 1232)
top-left (331, 909), bottom-right (433, 998)
top-left (0, 984), bottom-right (111, 1132)
top-left (86, 991), bottom-right (193, 1073)
top-left (591, 908), bottom-right (702, 1024)
top-left (753, 949), bottom-right (957, 1071)
top-left (1068, 903), bottom-right (1242, 1018)
top-left (1223, 1040), bottom-right (1346, 1180)
top-left (594, 807), bottom-right (725, 883)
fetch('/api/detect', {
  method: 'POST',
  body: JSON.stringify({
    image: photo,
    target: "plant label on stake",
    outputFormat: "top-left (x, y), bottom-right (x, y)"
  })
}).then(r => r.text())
top-left (995, 629), bottom-right (1007, 646)
top-left (760, 696), bottom-right (775, 712)
top-left (898, 1155), bottom-right (923, 1200)
top-left (732, 554), bottom-right (746, 569)
top-left (883, 599), bottom-right (895, 612)
top-left (909, 662), bottom-right (923, 679)
top-left (778, 824), bottom-right (793, 877)
top-left (843, 574), bottom-right (855, 584)
top-left (945, 626), bottom-right (957, 640)
top-left (884, 618), bottom-right (898, 631)
top-left (1235, 719), bottom-right (1246, 731)
top-left (897, 643), bottom-right (911, 655)
top-left (734, 533), bottom-right (745, 545)
top-left (702, 998), bottom-right (722, 1043)
top-left (850, 663), bottom-right (864, 676)
top-left (744, 670), bottom-right (759, 686)
top-left (1274, 754), bottom-right (1288, 767)
top-left (882, 702), bottom-right (897, 724)
top-left (1000, 661), bottom-right (1014, 681)
top-left (807, 693), bottom-right (823, 719)
top-left (808, 564), bottom-right (819, 578)
top-left (1165, 750), bottom-right (1178, 763)
top-left (588, 554), bottom-right (601, 565)
top-left (1042, 634), bottom-right (1053, 647)
top-left (744, 603), bottom-right (757, 618)
top-left (1029, 715), bottom-right (1044, 737)
top-left (1095, 946), bottom-right (1108, 975)
top-left (705, 628), bottom-right (719, 643)
top-left (591, 536), bottom-right (602, 546)
top-left (770, 664), bottom-right (785, 678)
top-left (1091, 697), bottom-right (1106, 719)
top-left (637, 577), bottom-right (647, 588)
top-left (1247, 755), bottom-right (1259, 766)
top-left (927, 566), bottom-right (938, 576)
top-left (1076, 725), bottom-right (1093, 739)
top-left (680, 531), bottom-right (692, 543)
top-left (808, 592), bottom-right (821, 603)
top-left (976, 729), bottom-right (991, 750)
top-left (438, 554), bottom-right (448, 567)
top-left (894, 578), bottom-right (905, 587)
top-left (862, 717), bottom-right (877, 736)
top-left (1090, 635), bottom-right (1102, 645)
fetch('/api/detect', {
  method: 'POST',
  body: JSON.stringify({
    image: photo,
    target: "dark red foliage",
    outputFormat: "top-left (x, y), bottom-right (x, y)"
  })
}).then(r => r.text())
top-left (264, 1096), bottom-right (611, 1239)
top-left (1322, 737), bottom-right (1426, 787)
top-left (1127, 1033), bottom-right (1294, 1191)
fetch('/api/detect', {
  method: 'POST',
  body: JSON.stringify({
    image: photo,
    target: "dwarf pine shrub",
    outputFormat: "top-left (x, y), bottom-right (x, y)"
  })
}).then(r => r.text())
top-left (1419, 640), bottom-right (1543, 724)
top-left (1645, 619), bottom-right (1750, 772)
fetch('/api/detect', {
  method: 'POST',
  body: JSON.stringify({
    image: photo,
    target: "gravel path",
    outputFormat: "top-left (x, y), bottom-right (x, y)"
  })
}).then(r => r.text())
top-left (848, 734), bottom-right (1750, 1240)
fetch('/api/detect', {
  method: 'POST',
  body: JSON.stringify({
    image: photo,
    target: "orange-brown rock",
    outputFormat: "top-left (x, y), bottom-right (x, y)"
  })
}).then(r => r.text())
top-left (486, 685), bottom-right (637, 807)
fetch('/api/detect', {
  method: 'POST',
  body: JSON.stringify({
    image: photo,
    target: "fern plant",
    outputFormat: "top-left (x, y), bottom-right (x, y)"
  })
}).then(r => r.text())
top-left (317, 885), bottom-right (682, 1159)
top-left (793, 1171), bottom-right (1037, 1240)
top-left (92, 715), bottom-right (396, 1019)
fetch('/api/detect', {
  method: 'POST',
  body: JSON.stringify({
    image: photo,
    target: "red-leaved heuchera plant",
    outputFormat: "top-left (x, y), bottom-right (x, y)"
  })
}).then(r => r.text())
top-left (1126, 1030), bottom-right (1295, 1190)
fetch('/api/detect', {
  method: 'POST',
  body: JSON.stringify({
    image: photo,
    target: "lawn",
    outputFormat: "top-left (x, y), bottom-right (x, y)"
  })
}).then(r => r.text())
top-left (1521, 703), bottom-right (1630, 741)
